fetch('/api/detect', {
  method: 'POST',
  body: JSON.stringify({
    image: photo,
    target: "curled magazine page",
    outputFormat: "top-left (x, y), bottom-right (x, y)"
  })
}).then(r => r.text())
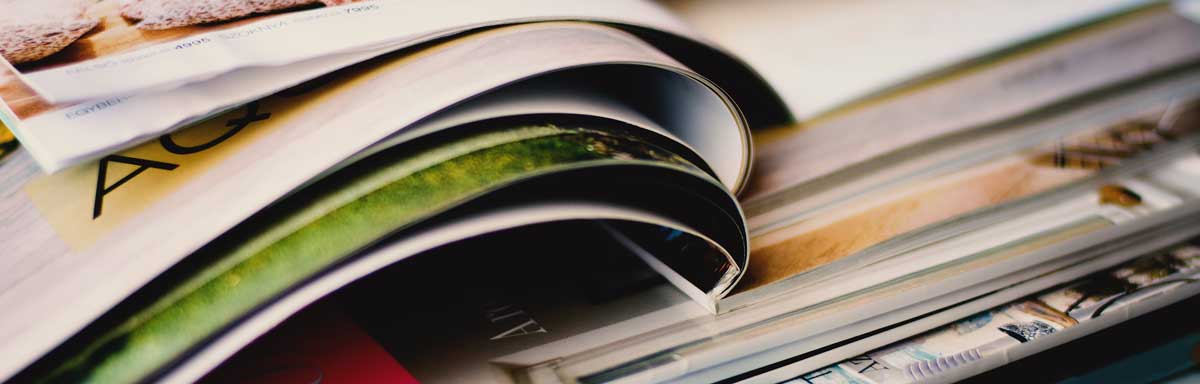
top-left (13, 116), bottom-right (746, 383)
top-left (0, 22), bottom-right (753, 382)
top-left (191, 215), bottom-right (729, 384)
top-left (356, 67), bottom-right (752, 194)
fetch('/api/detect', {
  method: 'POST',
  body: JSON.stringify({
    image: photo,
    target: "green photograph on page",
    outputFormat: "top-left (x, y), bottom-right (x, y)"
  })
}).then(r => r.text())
top-left (31, 121), bottom-right (708, 384)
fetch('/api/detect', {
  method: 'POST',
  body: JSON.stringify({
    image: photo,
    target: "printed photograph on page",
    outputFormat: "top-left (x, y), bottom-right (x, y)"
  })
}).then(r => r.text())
top-left (0, 0), bottom-right (383, 105)
top-left (0, 0), bottom-right (367, 125)
top-left (0, 0), bottom-right (362, 72)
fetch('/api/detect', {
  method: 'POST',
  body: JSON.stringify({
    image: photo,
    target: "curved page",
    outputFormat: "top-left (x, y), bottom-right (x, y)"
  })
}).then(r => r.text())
top-left (348, 65), bottom-right (750, 194)
top-left (13, 121), bottom-right (745, 383)
top-left (187, 215), bottom-right (729, 384)
top-left (185, 208), bottom-right (729, 384)
top-left (0, 24), bottom-right (749, 382)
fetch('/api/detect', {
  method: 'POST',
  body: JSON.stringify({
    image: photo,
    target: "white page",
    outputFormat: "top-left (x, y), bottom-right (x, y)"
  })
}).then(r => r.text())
top-left (7, 49), bottom-right (385, 172)
top-left (664, 0), bottom-right (1156, 119)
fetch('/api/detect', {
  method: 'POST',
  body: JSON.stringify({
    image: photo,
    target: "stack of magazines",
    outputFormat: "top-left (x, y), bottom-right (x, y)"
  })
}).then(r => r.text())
top-left (1, 1), bottom-right (1198, 383)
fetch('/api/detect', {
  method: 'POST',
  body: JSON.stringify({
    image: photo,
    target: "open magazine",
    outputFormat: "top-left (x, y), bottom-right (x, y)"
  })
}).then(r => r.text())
top-left (1, 0), bottom-right (1199, 383)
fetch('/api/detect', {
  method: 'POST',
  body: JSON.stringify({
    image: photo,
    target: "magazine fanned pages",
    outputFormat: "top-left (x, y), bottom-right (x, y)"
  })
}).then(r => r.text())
top-left (1, 1), bottom-right (1199, 383)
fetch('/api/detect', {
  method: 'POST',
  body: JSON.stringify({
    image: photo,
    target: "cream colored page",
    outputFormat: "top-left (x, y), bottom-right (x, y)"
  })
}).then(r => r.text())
top-left (0, 23), bottom-right (695, 382)
top-left (744, 8), bottom-right (1200, 202)
top-left (663, 0), bottom-right (1155, 119)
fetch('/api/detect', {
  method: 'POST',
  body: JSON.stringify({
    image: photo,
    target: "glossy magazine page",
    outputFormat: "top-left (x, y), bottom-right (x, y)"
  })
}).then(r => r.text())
top-left (0, 23), bottom-right (752, 381)
top-left (14, 117), bottom-right (747, 383)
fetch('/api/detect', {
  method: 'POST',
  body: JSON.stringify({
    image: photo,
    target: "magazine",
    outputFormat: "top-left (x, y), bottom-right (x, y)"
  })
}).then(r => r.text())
top-left (1, 1), bottom-right (1199, 383)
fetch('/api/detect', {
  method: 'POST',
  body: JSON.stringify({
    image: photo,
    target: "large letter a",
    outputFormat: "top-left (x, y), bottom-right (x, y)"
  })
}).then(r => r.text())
top-left (93, 155), bottom-right (178, 219)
